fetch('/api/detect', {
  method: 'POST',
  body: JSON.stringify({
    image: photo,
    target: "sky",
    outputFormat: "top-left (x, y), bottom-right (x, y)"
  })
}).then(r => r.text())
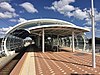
top-left (0, 0), bottom-right (100, 38)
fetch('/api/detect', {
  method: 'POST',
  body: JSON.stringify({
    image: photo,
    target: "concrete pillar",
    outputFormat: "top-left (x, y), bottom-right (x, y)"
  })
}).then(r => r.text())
top-left (42, 28), bottom-right (45, 53)
top-left (72, 31), bottom-right (75, 52)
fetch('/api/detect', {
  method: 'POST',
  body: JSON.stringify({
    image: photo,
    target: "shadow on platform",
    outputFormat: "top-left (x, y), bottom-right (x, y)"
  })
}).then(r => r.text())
top-left (34, 55), bottom-right (92, 67)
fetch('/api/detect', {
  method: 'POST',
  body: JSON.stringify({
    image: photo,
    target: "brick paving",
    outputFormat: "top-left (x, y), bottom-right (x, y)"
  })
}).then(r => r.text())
top-left (10, 46), bottom-right (100, 75)
top-left (34, 51), bottom-right (100, 75)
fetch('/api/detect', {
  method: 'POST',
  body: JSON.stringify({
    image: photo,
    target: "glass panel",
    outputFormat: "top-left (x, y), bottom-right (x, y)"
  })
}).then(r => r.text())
top-left (77, 35), bottom-right (84, 50)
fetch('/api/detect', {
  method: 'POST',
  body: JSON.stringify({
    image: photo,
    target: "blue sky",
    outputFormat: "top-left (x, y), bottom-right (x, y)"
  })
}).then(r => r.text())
top-left (0, 0), bottom-right (100, 38)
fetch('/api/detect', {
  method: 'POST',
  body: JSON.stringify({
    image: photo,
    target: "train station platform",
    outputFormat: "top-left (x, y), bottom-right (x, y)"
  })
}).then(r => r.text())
top-left (10, 45), bottom-right (100, 75)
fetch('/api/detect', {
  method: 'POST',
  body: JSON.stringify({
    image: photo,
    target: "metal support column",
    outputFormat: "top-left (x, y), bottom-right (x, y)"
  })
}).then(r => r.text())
top-left (42, 28), bottom-right (45, 53)
top-left (69, 37), bottom-right (72, 48)
top-left (91, 0), bottom-right (96, 68)
top-left (72, 31), bottom-right (75, 52)
top-left (57, 35), bottom-right (59, 52)
top-left (83, 33), bottom-right (86, 51)
top-left (4, 36), bottom-right (9, 56)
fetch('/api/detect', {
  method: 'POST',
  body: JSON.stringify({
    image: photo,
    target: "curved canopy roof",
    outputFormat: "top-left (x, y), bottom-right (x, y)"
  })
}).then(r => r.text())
top-left (6, 19), bottom-right (90, 39)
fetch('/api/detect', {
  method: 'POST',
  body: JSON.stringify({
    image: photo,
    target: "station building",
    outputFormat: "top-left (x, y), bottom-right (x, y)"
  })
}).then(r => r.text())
top-left (1, 19), bottom-right (90, 56)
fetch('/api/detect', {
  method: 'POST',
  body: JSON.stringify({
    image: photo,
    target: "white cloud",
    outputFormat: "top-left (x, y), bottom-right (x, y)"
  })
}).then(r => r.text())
top-left (61, 5), bottom-right (75, 12)
top-left (20, 2), bottom-right (38, 13)
top-left (45, 0), bottom-right (75, 13)
top-left (73, 8), bottom-right (88, 20)
top-left (0, 2), bottom-right (15, 12)
top-left (9, 18), bottom-right (27, 23)
top-left (44, 6), bottom-right (55, 10)
top-left (84, 20), bottom-right (91, 26)
top-left (0, 26), bottom-right (12, 31)
top-left (0, 26), bottom-right (13, 38)
top-left (45, 0), bottom-right (100, 26)
top-left (0, 2), bottom-right (18, 19)
top-left (45, 0), bottom-right (88, 19)
top-left (18, 18), bottom-right (27, 23)
top-left (52, 0), bottom-right (75, 9)
top-left (95, 10), bottom-right (100, 21)
top-left (47, 0), bottom-right (88, 20)
top-left (0, 12), bottom-right (11, 18)
top-left (0, 11), bottom-right (18, 18)
top-left (95, 13), bottom-right (100, 21)
top-left (65, 12), bottom-right (73, 17)
top-left (9, 19), bottom-right (17, 22)
top-left (84, 9), bottom-right (100, 26)
top-left (84, 26), bottom-right (91, 30)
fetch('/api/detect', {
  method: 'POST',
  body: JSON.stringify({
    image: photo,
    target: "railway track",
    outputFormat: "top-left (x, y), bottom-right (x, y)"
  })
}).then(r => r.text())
top-left (0, 47), bottom-right (27, 75)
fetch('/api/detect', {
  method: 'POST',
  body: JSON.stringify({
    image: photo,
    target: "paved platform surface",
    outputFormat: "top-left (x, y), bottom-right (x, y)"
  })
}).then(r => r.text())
top-left (34, 52), bottom-right (100, 75)
top-left (10, 47), bottom-right (100, 75)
